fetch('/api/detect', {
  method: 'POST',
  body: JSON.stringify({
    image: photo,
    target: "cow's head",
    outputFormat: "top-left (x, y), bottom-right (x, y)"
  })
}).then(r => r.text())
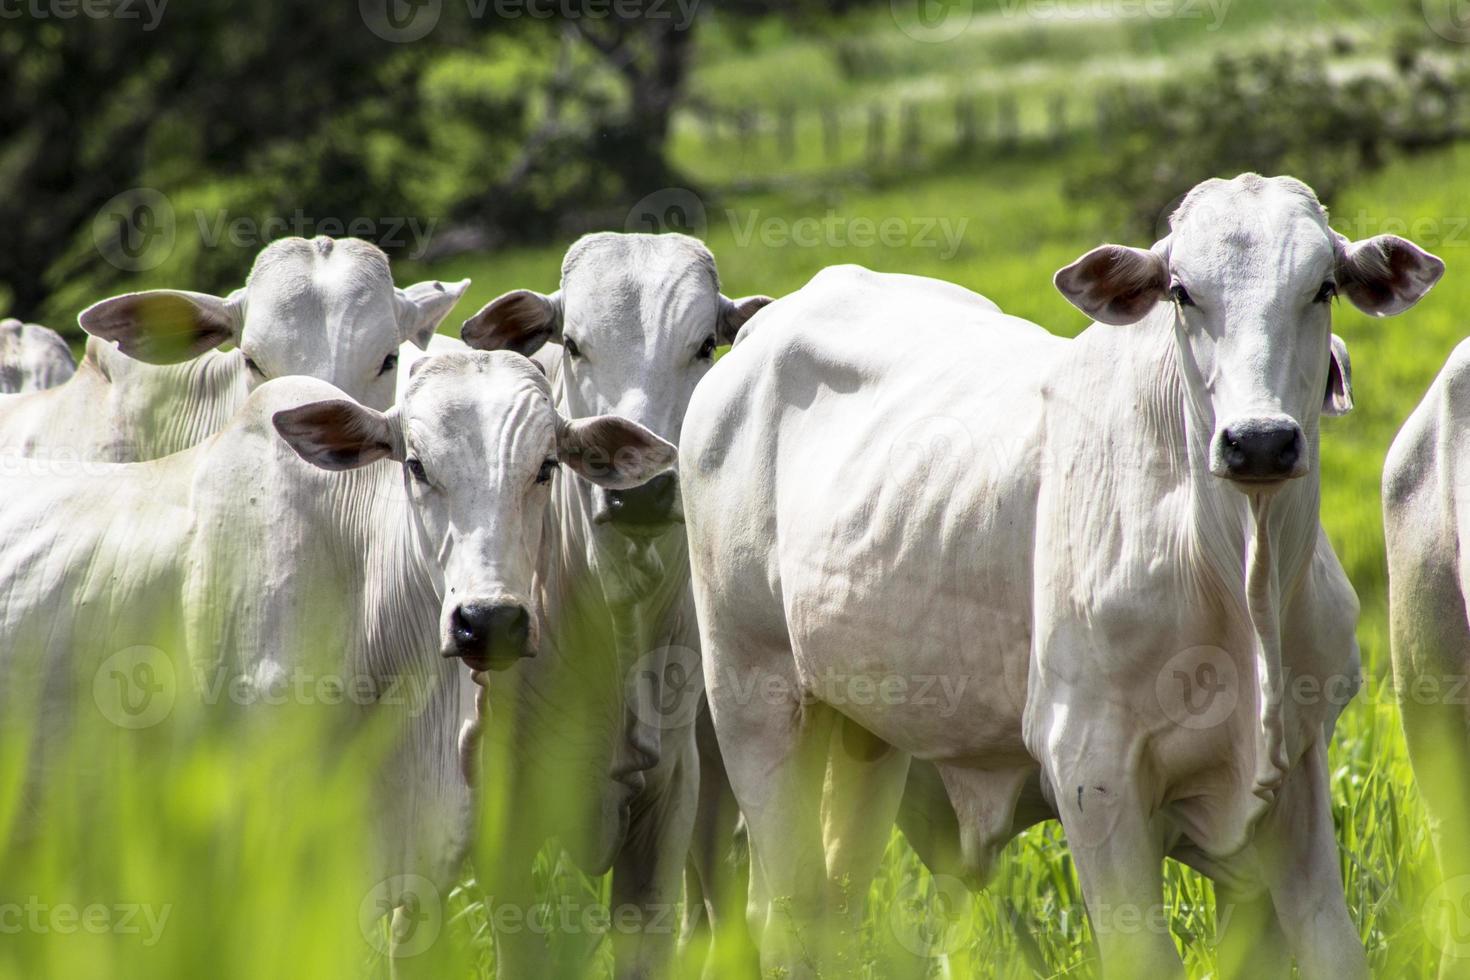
top-left (1055, 174), bottom-right (1442, 489)
top-left (271, 351), bottom-right (675, 671)
top-left (460, 232), bottom-right (770, 537)
top-left (79, 237), bottom-right (468, 411)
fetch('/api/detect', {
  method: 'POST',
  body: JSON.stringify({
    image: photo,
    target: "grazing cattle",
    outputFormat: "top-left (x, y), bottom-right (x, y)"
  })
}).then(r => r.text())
top-left (0, 319), bottom-right (76, 393)
top-left (0, 351), bottom-right (675, 955)
top-left (1385, 342), bottom-right (1470, 973)
top-left (459, 231), bottom-right (770, 979)
top-left (682, 175), bottom-right (1441, 979)
top-left (0, 236), bottom-right (466, 461)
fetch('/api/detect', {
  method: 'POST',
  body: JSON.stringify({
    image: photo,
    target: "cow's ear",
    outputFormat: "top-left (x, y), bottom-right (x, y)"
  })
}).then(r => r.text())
top-left (273, 400), bottom-right (403, 471)
top-left (79, 288), bottom-right (245, 364)
top-left (555, 414), bottom-right (676, 491)
top-left (396, 278), bottom-right (471, 350)
top-left (717, 294), bottom-right (774, 345)
top-left (1324, 333), bottom-right (1354, 417)
top-left (1054, 244), bottom-right (1170, 325)
top-left (1335, 233), bottom-right (1444, 317)
top-left (461, 290), bottom-right (562, 356)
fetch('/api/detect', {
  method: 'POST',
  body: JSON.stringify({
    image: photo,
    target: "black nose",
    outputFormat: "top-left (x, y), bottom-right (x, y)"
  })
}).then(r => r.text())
top-left (1218, 420), bottom-right (1304, 481)
top-left (449, 602), bottom-right (532, 670)
top-left (603, 473), bottom-right (678, 529)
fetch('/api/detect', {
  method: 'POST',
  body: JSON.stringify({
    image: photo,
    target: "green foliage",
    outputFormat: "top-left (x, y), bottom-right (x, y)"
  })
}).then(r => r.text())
top-left (1070, 40), bottom-right (1470, 237)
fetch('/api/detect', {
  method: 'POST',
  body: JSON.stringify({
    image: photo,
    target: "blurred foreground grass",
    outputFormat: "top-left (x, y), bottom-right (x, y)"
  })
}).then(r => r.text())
top-left (9, 0), bottom-right (1470, 971)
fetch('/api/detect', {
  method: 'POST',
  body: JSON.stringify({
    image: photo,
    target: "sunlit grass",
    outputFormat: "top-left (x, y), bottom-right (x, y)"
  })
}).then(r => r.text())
top-left (10, 8), bottom-right (1470, 977)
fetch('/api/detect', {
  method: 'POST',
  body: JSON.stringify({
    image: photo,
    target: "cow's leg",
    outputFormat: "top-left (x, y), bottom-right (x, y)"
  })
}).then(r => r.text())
top-left (895, 760), bottom-right (966, 879)
top-left (1392, 559), bottom-right (1470, 978)
top-left (1048, 735), bottom-right (1182, 979)
top-left (682, 706), bottom-right (758, 980)
top-left (1214, 882), bottom-right (1291, 980)
top-left (709, 652), bottom-right (842, 980)
top-left (609, 732), bottom-right (699, 980)
top-left (1251, 737), bottom-right (1367, 980)
top-left (822, 716), bottom-right (911, 920)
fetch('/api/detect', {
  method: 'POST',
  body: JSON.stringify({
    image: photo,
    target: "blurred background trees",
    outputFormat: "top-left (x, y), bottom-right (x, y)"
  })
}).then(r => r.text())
top-left (0, 0), bottom-right (890, 325)
top-left (2, 0), bottom-right (1467, 330)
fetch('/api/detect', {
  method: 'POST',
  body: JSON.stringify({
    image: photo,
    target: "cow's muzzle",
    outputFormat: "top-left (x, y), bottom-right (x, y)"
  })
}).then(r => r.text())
top-left (1211, 416), bottom-right (1308, 485)
top-left (445, 600), bottom-right (535, 672)
top-left (596, 473), bottom-right (681, 536)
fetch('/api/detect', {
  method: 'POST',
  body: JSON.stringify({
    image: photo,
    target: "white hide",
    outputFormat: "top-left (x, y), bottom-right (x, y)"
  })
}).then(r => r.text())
top-left (682, 176), bottom-right (1440, 979)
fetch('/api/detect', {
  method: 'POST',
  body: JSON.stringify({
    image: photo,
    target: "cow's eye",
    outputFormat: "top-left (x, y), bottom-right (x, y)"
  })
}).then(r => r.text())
top-left (378, 352), bottom-right (399, 376)
top-left (243, 355), bottom-right (264, 377)
top-left (563, 338), bottom-right (582, 359)
top-left (696, 335), bottom-right (717, 360)
top-left (406, 458), bottom-right (428, 484)
top-left (536, 457), bottom-right (557, 485)
top-left (1314, 280), bottom-right (1337, 304)
top-left (1171, 283), bottom-right (1195, 308)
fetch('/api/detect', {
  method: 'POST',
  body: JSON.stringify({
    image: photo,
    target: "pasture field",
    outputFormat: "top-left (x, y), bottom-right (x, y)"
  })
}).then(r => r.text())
top-left (6, 2), bottom-right (1470, 978)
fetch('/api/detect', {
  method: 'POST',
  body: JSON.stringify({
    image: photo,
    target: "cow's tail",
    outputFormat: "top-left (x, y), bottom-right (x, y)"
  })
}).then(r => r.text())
top-left (1246, 495), bottom-right (1289, 806)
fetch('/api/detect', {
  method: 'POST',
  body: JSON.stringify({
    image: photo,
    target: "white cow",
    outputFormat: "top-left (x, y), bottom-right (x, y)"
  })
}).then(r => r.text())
top-left (458, 231), bottom-right (769, 979)
top-left (0, 319), bottom-right (76, 393)
top-left (1384, 342), bottom-right (1470, 973)
top-left (682, 175), bottom-right (1441, 979)
top-left (0, 350), bottom-right (675, 957)
top-left (0, 236), bottom-right (466, 461)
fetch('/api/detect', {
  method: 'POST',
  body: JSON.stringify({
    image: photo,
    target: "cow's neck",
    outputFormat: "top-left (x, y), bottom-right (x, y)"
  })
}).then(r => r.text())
top-left (531, 348), bottom-right (693, 808)
top-left (330, 464), bottom-right (442, 683)
top-left (91, 340), bottom-right (249, 460)
top-left (538, 348), bottom-right (689, 634)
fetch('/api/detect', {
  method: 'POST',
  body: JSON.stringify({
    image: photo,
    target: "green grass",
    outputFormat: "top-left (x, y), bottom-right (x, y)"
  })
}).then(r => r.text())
top-left (11, 4), bottom-right (1470, 977)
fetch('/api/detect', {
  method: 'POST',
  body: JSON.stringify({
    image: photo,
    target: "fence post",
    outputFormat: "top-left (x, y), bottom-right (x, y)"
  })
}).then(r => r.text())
top-left (822, 107), bottom-right (841, 163)
top-left (901, 101), bottom-right (921, 165)
top-left (1048, 93), bottom-right (1067, 147)
top-left (955, 93), bottom-right (976, 150)
top-left (997, 93), bottom-right (1019, 152)
top-left (868, 103), bottom-right (887, 166)
top-left (778, 106), bottom-right (796, 162)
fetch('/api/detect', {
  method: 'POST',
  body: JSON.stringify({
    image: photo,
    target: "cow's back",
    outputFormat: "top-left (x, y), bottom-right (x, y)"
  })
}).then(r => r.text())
top-left (683, 265), bottom-right (1060, 759)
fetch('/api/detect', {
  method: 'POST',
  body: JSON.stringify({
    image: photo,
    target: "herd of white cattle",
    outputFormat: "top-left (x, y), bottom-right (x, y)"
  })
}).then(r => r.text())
top-left (0, 172), bottom-right (1466, 979)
